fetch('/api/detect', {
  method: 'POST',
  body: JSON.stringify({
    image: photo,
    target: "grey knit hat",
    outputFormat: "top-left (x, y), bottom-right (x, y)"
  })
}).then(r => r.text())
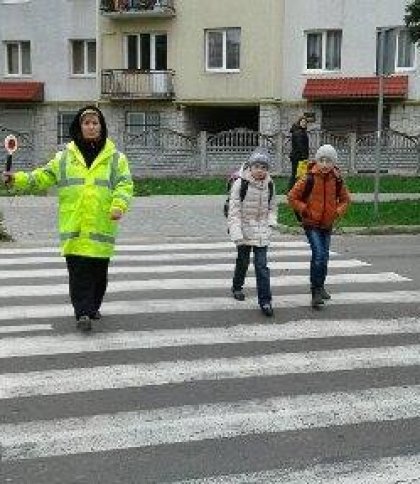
top-left (248, 147), bottom-right (270, 169)
top-left (315, 144), bottom-right (338, 163)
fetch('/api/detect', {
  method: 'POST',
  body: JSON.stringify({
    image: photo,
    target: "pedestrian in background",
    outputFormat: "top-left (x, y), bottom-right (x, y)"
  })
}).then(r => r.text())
top-left (288, 116), bottom-right (309, 191)
top-left (227, 147), bottom-right (278, 317)
top-left (2, 105), bottom-right (133, 331)
top-left (287, 144), bottom-right (350, 309)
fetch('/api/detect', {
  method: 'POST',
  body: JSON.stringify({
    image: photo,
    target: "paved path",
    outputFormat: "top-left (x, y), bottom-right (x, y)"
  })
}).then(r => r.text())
top-left (1, 193), bottom-right (419, 244)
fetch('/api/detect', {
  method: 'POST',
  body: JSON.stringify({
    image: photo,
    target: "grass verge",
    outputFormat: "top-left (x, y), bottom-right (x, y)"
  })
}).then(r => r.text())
top-left (278, 200), bottom-right (420, 228)
top-left (133, 175), bottom-right (420, 196)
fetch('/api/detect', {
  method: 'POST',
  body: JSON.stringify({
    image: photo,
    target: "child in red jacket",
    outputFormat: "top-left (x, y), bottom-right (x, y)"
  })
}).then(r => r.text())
top-left (288, 144), bottom-right (351, 308)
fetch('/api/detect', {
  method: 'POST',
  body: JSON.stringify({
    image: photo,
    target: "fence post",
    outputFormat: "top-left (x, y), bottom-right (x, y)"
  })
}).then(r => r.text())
top-left (274, 132), bottom-right (284, 175)
top-left (199, 131), bottom-right (207, 175)
top-left (349, 132), bottom-right (357, 174)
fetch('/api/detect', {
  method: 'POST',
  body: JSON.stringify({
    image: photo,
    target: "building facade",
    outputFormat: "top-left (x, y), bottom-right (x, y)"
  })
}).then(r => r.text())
top-left (281, 0), bottom-right (418, 135)
top-left (0, 0), bottom-right (97, 165)
top-left (0, 0), bottom-right (418, 173)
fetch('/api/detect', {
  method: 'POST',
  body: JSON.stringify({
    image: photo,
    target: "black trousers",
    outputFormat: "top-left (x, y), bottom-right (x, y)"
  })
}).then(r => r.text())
top-left (232, 245), bottom-right (272, 306)
top-left (65, 255), bottom-right (110, 320)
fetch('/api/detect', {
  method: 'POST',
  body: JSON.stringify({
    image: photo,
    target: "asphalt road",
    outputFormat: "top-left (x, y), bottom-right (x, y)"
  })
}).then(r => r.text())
top-left (0, 232), bottom-right (420, 483)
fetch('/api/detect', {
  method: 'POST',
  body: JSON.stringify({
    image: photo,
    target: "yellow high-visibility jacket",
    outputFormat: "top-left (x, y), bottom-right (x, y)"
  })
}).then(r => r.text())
top-left (14, 139), bottom-right (133, 258)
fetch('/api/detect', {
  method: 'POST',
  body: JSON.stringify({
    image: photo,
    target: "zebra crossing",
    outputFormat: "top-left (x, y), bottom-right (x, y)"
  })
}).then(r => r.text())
top-left (0, 239), bottom-right (419, 483)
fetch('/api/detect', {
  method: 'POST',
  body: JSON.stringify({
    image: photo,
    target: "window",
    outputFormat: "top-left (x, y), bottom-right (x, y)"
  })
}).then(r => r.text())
top-left (57, 112), bottom-right (77, 145)
top-left (397, 29), bottom-right (415, 68)
top-left (125, 34), bottom-right (167, 70)
top-left (377, 27), bottom-right (415, 73)
top-left (71, 40), bottom-right (96, 75)
top-left (126, 111), bottom-right (160, 146)
top-left (205, 28), bottom-right (240, 71)
top-left (5, 41), bottom-right (31, 75)
top-left (306, 30), bottom-right (341, 71)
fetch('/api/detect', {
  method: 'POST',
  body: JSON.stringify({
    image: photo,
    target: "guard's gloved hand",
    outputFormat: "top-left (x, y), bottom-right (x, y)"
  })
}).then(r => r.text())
top-left (110, 208), bottom-right (123, 221)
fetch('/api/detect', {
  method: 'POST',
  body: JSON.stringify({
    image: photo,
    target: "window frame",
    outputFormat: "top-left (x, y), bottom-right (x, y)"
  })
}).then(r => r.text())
top-left (123, 33), bottom-right (167, 71)
top-left (57, 111), bottom-right (77, 145)
top-left (125, 111), bottom-right (161, 147)
top-left (205, 28), bottom-right (241, 73)
top-left (70, 39), bottom-right (96, 77)
top-left (304, 29), bottom-right (342, 73)
top-left (4, 40), bottom-right (31, 77)
top-left (395, 27), bottom-right (416, 72)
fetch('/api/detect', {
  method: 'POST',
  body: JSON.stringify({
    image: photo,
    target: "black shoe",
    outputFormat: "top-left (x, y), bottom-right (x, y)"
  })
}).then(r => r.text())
top-left (311, 288), bottom-right (325, 309)
top-left (91, 310), bottom-right (102, 320)
top-left (260, 303), bottom-right (274, 317)
top-left (320, 287), bottom-right (331, 300)
top-left (232, 289), bottom-right (245, 301)
top-left (76, 315), bottom-right (92, 332)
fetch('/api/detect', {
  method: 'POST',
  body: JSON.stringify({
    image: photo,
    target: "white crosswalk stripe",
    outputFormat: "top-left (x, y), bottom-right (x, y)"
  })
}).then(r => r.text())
top-left (174, 455), bottom-right (420, 484)
top-left (0, 239), bottom-right (419, 482)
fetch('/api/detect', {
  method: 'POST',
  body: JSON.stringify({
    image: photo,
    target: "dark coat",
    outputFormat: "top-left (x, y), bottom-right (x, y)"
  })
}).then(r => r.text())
top-left (289, 124), bottom-right (309, 162)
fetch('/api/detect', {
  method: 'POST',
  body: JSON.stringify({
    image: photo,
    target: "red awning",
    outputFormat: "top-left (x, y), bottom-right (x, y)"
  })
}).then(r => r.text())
top-left (303, 76), bottom-right (408, 100)
top-left (0, 81), bottom-right (44, 102)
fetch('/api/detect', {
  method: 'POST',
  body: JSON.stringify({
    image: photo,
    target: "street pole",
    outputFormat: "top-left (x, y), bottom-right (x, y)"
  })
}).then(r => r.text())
top-left (374, 29), bottom-right (385, 219)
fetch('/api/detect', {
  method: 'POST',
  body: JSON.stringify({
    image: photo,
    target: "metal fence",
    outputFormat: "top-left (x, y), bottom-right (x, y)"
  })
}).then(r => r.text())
top-left (1, 125), bottom-right (420, 177)
top-left (125, 127), bottom-right (420, 177)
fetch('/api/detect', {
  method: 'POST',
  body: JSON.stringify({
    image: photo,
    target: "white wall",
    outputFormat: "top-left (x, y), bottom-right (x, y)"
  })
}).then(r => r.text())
top-left (282, 0), bottom-right (419, 101)
top-left (0, 0), bottom-right (97, 102)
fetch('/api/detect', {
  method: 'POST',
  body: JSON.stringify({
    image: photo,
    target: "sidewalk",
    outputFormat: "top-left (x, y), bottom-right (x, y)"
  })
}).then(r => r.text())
top-left (0, 193), bottom-right (419, 245)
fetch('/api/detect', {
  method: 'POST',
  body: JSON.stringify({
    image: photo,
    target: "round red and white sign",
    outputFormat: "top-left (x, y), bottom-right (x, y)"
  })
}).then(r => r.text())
top-left (4, 134), bottom-right (18, 154)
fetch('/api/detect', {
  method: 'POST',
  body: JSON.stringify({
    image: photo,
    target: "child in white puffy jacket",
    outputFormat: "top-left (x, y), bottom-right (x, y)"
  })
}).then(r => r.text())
top-left (227, 148), bottom-right (278, 317)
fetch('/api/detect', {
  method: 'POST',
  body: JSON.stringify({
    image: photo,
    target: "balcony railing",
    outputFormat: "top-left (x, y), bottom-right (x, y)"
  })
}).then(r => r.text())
top-left (101, 69), bottom-right (175, 100)
top-left (100, 0), bottom-right (175, 17)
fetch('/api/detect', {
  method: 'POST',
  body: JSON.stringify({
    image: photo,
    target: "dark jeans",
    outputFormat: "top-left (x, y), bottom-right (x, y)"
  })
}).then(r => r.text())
top-left (65, 255), bottom-right (110, 319)
top-left (232, 245), bottom-right (272, 306)
top-left (304, 227), bottom-right (331, 289)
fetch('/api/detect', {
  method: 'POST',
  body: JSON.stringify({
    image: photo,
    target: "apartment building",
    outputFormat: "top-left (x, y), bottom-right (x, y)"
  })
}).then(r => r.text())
top-left (98, 0), bottom-right (283, 137)
top-left (0, 0), bottom-right (97, 163)
top-left (282, 0), bottom-right (418, 135)
top-left (0, 0), bottom-right (418, 168)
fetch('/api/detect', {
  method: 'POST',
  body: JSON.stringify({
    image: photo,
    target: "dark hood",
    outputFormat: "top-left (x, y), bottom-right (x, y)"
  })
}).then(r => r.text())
top-left (69, 105), bottom-right (108, 166)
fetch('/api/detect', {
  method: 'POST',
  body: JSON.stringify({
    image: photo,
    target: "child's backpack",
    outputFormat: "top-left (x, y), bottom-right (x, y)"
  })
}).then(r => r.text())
top-left (223, 164), bottom-right (274, 218)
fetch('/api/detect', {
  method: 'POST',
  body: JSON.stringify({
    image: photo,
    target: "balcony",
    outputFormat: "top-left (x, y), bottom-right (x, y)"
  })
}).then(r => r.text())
top-left (101, 69), bottom-right (175, 100)
top-left (100, 0), bottom-right (175, 18)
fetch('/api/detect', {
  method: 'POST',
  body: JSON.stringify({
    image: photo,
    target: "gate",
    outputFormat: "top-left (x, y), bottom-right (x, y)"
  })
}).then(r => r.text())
top-left (206, 128), bottom-right (276, 175)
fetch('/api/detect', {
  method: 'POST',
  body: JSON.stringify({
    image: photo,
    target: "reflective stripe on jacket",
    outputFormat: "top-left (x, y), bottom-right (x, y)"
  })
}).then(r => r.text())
top-left (14, 139), bottom-right (133, 258)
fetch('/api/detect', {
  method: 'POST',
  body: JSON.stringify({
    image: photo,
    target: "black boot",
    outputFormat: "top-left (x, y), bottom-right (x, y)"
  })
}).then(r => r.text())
top-left (320, 286), bottom-right (331, 300)
top-left (260, 303), bottom-right (274, 317)
top-left (76, 315), bottom-right (92, 332)
top-left (232, 288), bottom-right (245, 301)
top-left (311, 287), bottom-right (324, 309)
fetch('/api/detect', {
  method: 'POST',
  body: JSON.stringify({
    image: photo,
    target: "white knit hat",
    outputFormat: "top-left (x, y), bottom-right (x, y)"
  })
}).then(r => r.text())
top-left (315, 144), bottom-right (338, 163)
top-left (248, 147), bottom-right (270, 168)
